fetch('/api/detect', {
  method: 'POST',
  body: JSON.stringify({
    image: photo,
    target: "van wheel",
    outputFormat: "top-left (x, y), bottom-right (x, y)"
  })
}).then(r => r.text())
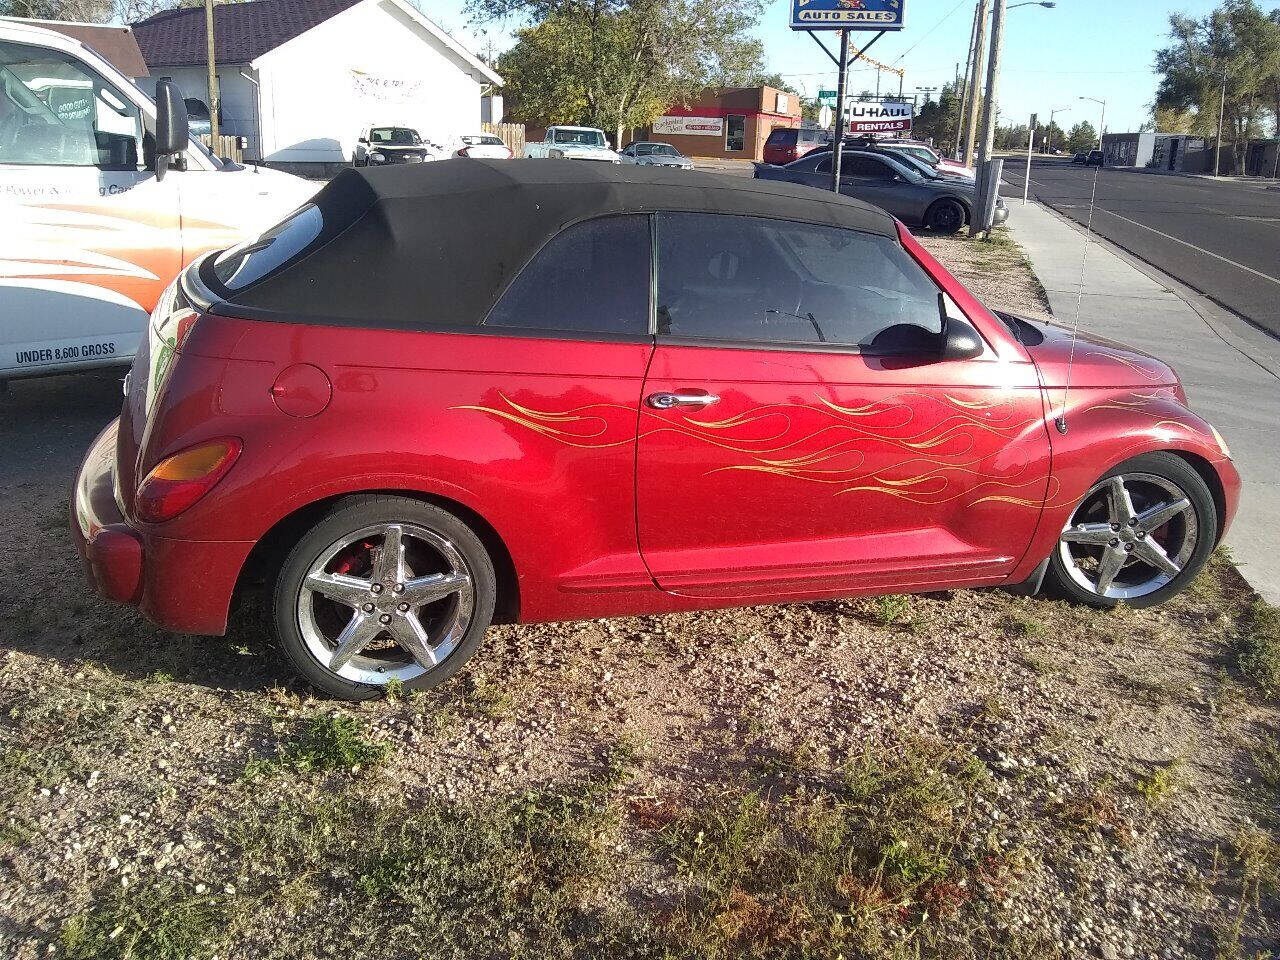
top-left (924, 198), bottom-right (966, 234)
top-left (1043, 453), bottom-right (1216, 609)
top-left (270, 495), bottom-right (496, 700)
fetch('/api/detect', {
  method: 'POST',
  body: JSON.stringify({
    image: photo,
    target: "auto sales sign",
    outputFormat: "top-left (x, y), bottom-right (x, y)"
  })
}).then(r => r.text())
top-left (790, 0), bottom-right (905, 31)
top-left (845, 100), bottom-right (913, 134)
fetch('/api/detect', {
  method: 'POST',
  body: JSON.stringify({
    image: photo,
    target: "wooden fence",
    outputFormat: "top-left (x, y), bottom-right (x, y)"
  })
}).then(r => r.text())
top-left (199, 134), bottom-right (244, 163)
top-left (483, 122), bottom-right (526, 157)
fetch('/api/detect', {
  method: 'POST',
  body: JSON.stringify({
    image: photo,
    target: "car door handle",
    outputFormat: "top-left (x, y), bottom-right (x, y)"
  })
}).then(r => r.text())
top-left (646, 392), bottom-right (720, 410)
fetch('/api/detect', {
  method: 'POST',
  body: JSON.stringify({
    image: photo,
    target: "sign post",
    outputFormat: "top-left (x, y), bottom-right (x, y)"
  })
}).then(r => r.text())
top-left (791, 0), bottom-right (905, 194)
top-left (1023, 111), bottom-right (1036, 206)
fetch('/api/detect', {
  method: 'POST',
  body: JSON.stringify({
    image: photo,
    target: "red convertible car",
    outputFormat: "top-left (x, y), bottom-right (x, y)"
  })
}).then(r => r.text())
top-left (72, 161), bottom-right (1239, 699)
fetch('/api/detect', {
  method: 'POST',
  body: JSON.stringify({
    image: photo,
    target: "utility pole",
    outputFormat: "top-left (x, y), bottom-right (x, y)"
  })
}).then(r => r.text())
top-left (1215, 67), bottom-right (1226, 176)
top-left (962, 0), bottom-right (989, 166)
top-left (205, 0), bottom-right (219, 142)
top-left (972, 0), bottom-right (1006, 237)
top-left (954, 0), bottom-right (981, 158)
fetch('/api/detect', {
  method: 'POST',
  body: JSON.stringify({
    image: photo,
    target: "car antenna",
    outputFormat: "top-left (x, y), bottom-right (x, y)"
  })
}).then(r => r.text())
top-left (1054, 161), bottom-right (1104, 435)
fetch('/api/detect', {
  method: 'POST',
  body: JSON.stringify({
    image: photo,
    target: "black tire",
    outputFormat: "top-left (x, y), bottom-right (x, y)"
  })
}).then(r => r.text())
top-left (924, 198), bottom-right (967, 234)
top-left (270, 495), bottom-right (497, 700)
top-left (1043, 452), bottom-right (1217, 610)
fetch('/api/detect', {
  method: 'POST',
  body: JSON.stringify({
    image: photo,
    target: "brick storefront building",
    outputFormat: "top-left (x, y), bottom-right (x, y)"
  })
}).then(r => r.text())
top-left (638, 86), bottom-right (803, 161)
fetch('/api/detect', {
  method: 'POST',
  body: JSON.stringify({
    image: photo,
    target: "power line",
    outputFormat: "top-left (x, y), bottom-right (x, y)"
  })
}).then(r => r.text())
top-left (889, 0), bottom-right (971, 64)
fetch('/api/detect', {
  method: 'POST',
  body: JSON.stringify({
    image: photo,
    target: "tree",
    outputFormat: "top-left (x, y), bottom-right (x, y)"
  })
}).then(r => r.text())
top-left (1154, 0), bottom-right (1280, 172)
top-left (1066, 121), bottom-right (1098, 153)
top-left (482, 0), bottom-right (767, 147)
top-left (910, 80), bottom-right (963, 150)
top-left (0, 0), bottom-right (112, 18)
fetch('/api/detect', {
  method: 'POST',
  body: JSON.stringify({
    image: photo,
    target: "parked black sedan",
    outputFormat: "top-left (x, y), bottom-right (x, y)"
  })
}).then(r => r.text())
top-left (754, 148), bottom-right (1005, 234)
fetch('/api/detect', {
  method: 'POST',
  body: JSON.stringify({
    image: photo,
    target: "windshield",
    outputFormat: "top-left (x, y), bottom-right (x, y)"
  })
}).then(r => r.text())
top-left (887, 150), bottom-right (940, 178)
top-left (554, 129), bottom-right (605, 146)
top-left (897, 145), bottom-right (939, 164)
top-left (370, 127), bottom-right (420, 145)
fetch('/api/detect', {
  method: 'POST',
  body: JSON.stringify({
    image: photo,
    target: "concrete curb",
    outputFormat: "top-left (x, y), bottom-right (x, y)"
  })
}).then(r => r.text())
top-left (1008, 200), bottom-right (1280, 606)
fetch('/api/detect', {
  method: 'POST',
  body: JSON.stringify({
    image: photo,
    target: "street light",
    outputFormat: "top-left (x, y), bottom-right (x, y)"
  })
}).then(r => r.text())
top-left (1008, 1), bottom-right (1055, 7)
top-left (1045, 105), bottom-right (1069, 153)
top-left (1079, 96), bottom-right (1106, 152)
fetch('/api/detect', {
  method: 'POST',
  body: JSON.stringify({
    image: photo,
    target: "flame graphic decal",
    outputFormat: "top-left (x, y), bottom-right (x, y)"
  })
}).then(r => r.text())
top-left (454, 391), bottom-right (1054, 508)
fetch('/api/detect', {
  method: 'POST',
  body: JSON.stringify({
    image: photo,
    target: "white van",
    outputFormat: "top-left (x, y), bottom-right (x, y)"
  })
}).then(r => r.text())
top-left (0, 19), bottom-right (317, 384)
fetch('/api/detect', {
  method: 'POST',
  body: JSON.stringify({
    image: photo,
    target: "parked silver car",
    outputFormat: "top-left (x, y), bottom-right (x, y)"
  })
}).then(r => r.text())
top-left (618, 141), bottom-right (694, 169)
top-left (754, 148), bottom-right (1005, 234)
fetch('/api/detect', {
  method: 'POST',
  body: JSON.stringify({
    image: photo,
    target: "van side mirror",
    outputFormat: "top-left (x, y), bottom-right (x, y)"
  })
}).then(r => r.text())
top-left (154, 78), bottom-right (189, 180)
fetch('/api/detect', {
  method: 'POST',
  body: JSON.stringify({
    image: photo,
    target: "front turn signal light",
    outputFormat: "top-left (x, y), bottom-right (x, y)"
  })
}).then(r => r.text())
top-left (135, 438), bottom-right (241, 523)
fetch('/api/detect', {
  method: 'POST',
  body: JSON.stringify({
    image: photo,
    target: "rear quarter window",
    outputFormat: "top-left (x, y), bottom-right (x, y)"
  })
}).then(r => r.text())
top-left (211, 204), bottom-right (323, 292)
top-left (484, 215), bottom-right (651, 338)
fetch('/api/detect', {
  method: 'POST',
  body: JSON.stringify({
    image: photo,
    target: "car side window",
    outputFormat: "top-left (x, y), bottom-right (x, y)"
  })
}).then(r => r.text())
top-left (844, 156), bottom-right (895, 180)
top-left (485, 215), bottom-right (651, 338)
top-left (0, 40), bottom-right (144, 170)
top-left (655, 213), bottom-right (944, 352)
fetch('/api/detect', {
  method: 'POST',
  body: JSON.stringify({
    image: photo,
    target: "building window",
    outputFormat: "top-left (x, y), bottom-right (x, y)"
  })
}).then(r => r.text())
top-left (725, 115), bottom-right (745, 152)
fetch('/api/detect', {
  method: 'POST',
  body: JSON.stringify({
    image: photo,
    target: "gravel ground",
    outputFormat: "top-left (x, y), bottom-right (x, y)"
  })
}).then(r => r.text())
top-left (1, 230), bottom-right (1276, 960)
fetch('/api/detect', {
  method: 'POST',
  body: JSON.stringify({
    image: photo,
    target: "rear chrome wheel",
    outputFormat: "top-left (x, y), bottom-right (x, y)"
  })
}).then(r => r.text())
top-left (272, 497), bottom-right (496, 699)
top-left (1045, 453), bottom-right (1216, 609)
top-left (300, 523), bottom-right (475, 686)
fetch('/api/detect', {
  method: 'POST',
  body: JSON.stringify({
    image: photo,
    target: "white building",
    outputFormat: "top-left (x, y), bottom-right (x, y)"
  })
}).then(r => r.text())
top-left (133, 0), bottom-right (501, 175)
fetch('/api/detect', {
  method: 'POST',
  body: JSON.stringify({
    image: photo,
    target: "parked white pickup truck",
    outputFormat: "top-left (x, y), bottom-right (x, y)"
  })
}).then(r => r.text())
top-left (524, 126), bottom-right (620, 162)
top-left (0, 17), bottom-right (317, 386)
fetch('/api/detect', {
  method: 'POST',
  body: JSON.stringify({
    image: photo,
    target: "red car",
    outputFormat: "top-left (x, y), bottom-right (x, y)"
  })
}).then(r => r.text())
top-left (72, 161), bottom-right (1240, 699)
top-left (763, 126), bottom-right (830, 165)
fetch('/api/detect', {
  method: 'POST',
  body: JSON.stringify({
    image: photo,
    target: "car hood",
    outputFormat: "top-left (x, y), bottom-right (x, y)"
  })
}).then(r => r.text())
top-left (995, 311), bottom-right (1178, 388)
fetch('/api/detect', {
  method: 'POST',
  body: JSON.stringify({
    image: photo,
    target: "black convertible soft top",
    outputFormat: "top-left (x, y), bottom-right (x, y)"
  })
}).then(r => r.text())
top-left (205, 158), bottom-right (898, 330)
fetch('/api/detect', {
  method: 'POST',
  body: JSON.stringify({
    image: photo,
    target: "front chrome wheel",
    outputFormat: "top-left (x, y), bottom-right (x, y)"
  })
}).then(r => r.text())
top-left (1057, 472), bottom-right (1199, 601)
top-left (298, 522), bottom-right (475, 686)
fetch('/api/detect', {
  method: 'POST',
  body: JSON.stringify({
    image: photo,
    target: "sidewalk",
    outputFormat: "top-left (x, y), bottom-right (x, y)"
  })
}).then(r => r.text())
top-left (1008, 201), bottom-right (1280, 605)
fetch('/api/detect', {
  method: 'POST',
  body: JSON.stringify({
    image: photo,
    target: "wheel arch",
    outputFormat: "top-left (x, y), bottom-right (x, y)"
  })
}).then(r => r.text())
top-left (234, 488), bottom-right (521, 624)
top-left (1168, 450), bottom-right (1228, 546)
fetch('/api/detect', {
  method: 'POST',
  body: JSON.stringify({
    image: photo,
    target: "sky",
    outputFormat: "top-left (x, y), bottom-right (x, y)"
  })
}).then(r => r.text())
top-left (420, 0), bottom-right (1225, 135)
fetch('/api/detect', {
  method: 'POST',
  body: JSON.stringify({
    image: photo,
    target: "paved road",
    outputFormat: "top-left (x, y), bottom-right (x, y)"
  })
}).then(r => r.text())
top-left (1001, 158), bottom-right (1280, 337)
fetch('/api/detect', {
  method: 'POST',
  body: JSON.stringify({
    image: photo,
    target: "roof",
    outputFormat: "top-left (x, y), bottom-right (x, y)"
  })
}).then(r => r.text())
top-left (1, 18), bottom-right (148, 77)
top-left (131, 0), bottom-right (500, 84)
top-left (207, 159), bottom-right (896, 332)
top-left (132, 0), bottom-right (358, 67)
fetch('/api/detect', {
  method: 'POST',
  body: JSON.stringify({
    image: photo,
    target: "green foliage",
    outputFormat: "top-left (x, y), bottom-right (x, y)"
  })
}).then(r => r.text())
top-left (488, 0), bottom-right (767, 143)
top-left (1238, 598), bottom-right (1280, 697)
top-left (1134, 758), bottom-right (1185, 805)
top-left (1066, 121), bottom-right (1099, 154)
top-left (1154, 0), bottom-right (1280, 172)
top-left (278, 712), bottom-right (390, 774)
top-left (61, 882), bottom-right (228, 960)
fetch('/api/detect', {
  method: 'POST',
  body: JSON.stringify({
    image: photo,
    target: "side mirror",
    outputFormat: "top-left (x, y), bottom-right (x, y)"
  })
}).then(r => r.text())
top-left (938, 296), bottom-right (984, 360)
top-left (358, 137), bottom-right (368, 144)
top-left (154, 78), bottom-right (189, 180)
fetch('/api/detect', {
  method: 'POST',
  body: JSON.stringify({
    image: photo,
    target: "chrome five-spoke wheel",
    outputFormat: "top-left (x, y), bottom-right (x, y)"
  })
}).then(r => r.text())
top-left (300, 523), bottom-right (474, 685)
top-left (273, 497), bottom-right (497, 699)
top-left (1049, 453), bottom-right (1216, 608)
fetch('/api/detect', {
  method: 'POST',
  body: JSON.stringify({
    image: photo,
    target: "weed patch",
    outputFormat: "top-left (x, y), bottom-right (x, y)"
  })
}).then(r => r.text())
top-left (60, 882), bottom-right (228, 960)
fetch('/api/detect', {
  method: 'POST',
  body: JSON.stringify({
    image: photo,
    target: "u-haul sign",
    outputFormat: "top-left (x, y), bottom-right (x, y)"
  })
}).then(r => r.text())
top-left (845, 99), bottom-right (913, 134)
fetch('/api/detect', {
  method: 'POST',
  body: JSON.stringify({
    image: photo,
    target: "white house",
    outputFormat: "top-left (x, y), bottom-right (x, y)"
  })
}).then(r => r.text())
top-left (133, 0), bottom-right (502, 175)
